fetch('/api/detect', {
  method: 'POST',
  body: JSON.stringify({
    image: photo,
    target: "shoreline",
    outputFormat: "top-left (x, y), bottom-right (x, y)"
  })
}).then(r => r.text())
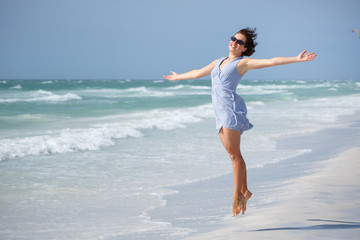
top-left (186, 146), bottom-right (360, 240)
top-left (145, 111), bottom-right (360, 240)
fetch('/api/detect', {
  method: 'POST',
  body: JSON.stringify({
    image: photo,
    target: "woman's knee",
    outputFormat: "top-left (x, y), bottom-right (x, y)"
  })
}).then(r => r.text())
top-left (226, 148), bottom-right (242, 162)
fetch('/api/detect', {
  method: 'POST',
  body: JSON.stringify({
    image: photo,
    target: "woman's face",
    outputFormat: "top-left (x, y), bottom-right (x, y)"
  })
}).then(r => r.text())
top-left (229, 33), bottom-right (247, 56)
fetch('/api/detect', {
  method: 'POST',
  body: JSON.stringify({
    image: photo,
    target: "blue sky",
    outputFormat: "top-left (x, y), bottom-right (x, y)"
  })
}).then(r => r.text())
top-left (0, 0), bottom-right (359, 80)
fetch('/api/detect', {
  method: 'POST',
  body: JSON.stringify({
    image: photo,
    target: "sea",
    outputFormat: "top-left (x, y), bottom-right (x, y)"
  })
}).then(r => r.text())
top-left (0, 78), bottom-right (359, 239)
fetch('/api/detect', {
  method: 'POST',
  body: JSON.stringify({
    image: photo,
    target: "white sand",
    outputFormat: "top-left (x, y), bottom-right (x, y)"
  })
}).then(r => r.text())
top-left (186, 147), bottom-right (360, 240)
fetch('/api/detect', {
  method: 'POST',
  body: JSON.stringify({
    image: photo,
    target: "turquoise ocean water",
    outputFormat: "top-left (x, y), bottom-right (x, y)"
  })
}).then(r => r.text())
top-left (1, 79), bottom-right (359, 239)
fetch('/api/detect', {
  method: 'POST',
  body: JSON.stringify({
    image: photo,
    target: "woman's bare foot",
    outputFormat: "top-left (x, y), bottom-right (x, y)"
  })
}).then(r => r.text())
top-left (241, 190), bottom-right (252, 215)
top-left (232, 190), bottom-right (252, 216)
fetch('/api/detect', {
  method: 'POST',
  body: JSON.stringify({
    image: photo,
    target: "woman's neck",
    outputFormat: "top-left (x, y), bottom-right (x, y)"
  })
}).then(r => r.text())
top-left (227, 52), bottom-right (241, 61)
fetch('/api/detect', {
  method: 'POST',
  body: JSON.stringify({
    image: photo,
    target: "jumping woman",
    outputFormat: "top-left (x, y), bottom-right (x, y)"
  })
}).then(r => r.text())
top-left (164, 28), bottom-right (317, 216)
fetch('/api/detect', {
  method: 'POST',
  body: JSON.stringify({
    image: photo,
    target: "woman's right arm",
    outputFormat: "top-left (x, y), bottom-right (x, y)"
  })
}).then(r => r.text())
top-left (163, 59), bottom-right (218, 81)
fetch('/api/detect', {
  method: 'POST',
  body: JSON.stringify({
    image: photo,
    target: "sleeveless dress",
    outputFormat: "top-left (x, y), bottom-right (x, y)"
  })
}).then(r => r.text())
top-left (211, 56), bottom-right (253, 134)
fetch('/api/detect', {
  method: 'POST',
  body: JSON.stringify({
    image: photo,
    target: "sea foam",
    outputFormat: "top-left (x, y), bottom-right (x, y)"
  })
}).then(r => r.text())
top-left (0, 90), bottom-right (82, 103)
top-left (0, 104), bottom-right (214, 161)
top-left (0, 126), bottom-right (143, 161)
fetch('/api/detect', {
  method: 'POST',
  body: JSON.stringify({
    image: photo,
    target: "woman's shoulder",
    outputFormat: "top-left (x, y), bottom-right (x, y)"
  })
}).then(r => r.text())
top-left (210, 58), bottom-right (222, 67)
top-left (236, 57), bottom-right (253, 75)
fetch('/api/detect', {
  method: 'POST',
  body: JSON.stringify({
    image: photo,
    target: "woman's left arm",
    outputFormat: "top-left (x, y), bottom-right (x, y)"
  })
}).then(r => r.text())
top-left (238, 50), bottom-right (317, 74)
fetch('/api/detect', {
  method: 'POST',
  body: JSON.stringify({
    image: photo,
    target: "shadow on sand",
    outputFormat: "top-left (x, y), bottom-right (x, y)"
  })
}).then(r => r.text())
top-left (252, 219), bottom-right (360, 232)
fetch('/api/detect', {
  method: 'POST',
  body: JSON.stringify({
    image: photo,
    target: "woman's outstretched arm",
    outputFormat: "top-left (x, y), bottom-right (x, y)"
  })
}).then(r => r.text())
top-left (238, 50), bottom-right (317, 75)
top-left (163, 59), bottom-right (218, 81)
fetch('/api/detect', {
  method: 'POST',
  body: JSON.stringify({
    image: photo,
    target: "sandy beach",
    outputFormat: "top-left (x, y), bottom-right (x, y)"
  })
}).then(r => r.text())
top-left (186, 146), bottom-right (360, 240)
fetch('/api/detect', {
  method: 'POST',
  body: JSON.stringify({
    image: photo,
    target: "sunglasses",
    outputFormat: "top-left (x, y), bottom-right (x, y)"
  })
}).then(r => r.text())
top-left (231, 36), bottom-right (245, 46)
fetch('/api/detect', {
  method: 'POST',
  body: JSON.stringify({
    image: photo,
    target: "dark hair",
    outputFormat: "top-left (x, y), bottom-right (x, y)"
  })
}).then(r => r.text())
top-left (237, 28), bottom-right (258, 57)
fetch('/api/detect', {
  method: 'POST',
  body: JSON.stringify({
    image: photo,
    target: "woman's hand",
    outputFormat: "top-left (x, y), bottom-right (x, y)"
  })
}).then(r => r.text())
top-left (297, 50), bottom-right (317, 62)
top-left (163, 71), bottom-right (179, 81)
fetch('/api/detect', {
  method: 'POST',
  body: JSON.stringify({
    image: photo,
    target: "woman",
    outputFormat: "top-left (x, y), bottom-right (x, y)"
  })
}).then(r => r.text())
top-left (163, 28), bottom-right (316, 217)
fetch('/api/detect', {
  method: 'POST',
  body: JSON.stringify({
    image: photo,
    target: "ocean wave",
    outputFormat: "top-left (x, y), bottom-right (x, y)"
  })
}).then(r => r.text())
top-left (165, 85), bottom-right (185, 90)
top-left (41, 81), bottom-right (53, 84)
top-left (0, 90), bottom-right (82, 103)
top-left (237, 82), bottom-right (335, 95)
top-left (238, 86), bottom-right (286, 95)
top-left (81, 85), bottom-right (211, 98)
top-left (248, 94), bottom-right (360, 140)
top-left (189, 85), bottom-right (212, 90)
top-left (84, 87), bottom-right (174, 98)
top-left (10, 84), bottom-right (22, 89)
top-left (126, 87), bottom-right (174, 97)
top-left (164, 85), bottom-right (211, 90)
top-left (0, 104), bottom-right (214, 161)
top-left (247, 101), bottom-right (265, 106)
top-left (302, 95), bottom-right (360, 123)
top-left (164, 85), bottom-right (211, 91)
top-left (0, 127), bottom-right (143, 161)
top-left (0, 114), bottom-right (55, 122)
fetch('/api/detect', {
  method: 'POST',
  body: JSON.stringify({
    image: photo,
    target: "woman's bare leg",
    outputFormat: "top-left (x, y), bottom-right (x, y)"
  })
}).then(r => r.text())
top-left (218, 127), bottom-right (252, 216)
